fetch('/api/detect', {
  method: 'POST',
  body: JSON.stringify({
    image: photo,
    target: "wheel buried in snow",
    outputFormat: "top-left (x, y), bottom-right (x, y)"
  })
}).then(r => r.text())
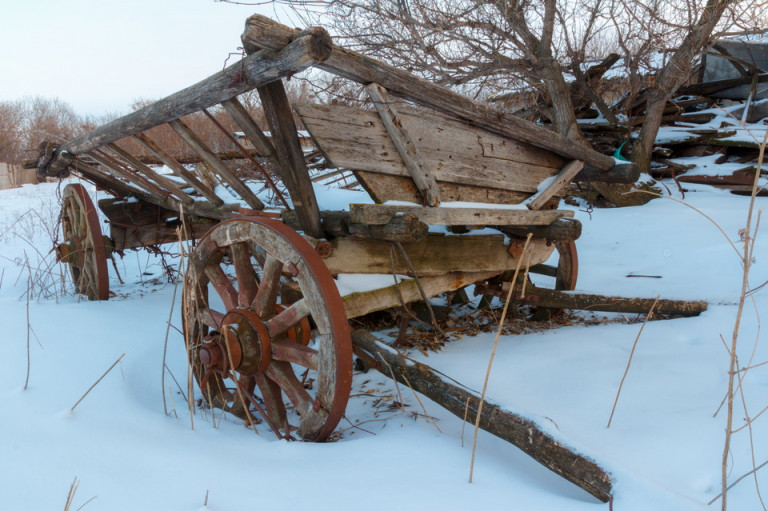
top-left (183, 217), bottom-right (352, 441)
top-left (56, 183), bottom-right (109, 300)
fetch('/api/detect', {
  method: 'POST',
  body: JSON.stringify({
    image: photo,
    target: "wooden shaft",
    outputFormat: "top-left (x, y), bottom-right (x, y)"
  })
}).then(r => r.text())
top-left (242, 15), bottom-right (621, 173)
top-left (350, 329), bottom-right (613, 502)
top-left (52, 28), bottom-right (331, 160)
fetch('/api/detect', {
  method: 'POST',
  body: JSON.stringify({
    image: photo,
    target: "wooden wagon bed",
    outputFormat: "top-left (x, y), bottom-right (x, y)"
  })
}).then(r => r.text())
top-left (31, 14), bottom-right (657, 503)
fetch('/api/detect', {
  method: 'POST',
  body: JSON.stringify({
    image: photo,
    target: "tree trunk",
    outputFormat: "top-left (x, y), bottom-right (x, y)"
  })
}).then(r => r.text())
top-left (632, 0), bottom-right (735, 173)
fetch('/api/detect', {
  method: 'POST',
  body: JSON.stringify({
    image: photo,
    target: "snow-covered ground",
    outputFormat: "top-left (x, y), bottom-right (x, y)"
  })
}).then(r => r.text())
top-left (2, 176), bottom-right (768, 510)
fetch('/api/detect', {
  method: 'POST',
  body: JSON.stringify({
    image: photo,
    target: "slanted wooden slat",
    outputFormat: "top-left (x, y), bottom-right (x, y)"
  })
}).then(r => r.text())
top-left (524, 160), bottom-right (585, 211)
top-left (88, 150), bottom-right (172, 199)
top-left (105, 143), bottom-right (195, 205)
top-left (131, 133), bottom-right (224, 206)
top-left (71, 160), bottom-right (149, 199)
top-left (258, 80), bottom-right (322, 237)
top-left (221, 98), bottom-right (278, 159)
top-left (365, 83), bottom-right (440, 207)
top-left (296, 103), bottom-right (564, 203)
top-left (348, 203), bottom-right (573, 226)
top-left (169, 118), bottom-right (265, 210)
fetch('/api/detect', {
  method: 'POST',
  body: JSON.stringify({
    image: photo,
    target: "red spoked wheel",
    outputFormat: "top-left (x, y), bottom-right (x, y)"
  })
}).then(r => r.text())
top-left (183, 217), bottom-right (352, 442)
top-left (56, 183), bottom-right (110, 300)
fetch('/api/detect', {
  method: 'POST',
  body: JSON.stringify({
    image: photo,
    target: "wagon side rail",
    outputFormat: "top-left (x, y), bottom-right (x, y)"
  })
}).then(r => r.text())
top-left (241, 14), bottom-right (640, 188)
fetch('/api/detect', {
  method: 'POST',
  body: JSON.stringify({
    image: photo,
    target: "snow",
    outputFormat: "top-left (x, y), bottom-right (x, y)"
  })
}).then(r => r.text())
top-left (2, 177), bottom-right (768, 510)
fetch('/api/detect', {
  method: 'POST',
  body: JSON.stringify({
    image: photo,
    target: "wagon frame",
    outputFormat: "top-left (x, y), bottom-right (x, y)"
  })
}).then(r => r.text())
top-left (34, 14), bottom-right (647, 498)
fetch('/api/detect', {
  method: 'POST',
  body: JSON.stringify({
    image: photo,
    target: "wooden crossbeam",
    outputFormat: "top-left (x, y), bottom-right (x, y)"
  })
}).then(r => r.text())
top-left (365, 83), bottom-right (440, 207)
top-left (349, 203), bottom-right (573, 226)
top-left (52, 29), bottom-right (331, 162)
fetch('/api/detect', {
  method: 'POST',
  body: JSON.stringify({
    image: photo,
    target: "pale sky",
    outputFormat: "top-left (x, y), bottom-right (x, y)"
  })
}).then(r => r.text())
top-left (0, 0), bottom-right (305, 117)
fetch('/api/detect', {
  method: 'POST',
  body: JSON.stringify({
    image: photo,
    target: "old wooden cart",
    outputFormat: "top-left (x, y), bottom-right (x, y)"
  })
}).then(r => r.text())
top-left (36, 14), bottom-right (645, 498)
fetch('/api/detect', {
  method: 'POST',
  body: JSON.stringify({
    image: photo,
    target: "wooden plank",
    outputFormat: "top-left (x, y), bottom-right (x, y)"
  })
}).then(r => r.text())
top-left (105, 143), bottom-right (195, 205)
top-left (348, 203), bottom-right (573, 226)
top-left (353, 171), bottom-right (534, 205)
top-left (365, 83), bottom-right (441, 206)
top-left (524, 160), bottom-right (584, 211)
top-left (242, 15), bottom-right (621, 173)
top-left (47, 29), bottom-right (331, 165)
top-left (342, 271), bottom-right (500, 319)
top-left (323, 235), bottom-right (553, 276)
top-left (258, 80), bottom-right (322, 237)
top-left (131, 133), bottom-right (225, 206)
top-left (296, 103), bottom-right (563, 199)
top-left (169, 118), bottom-right (265, 210)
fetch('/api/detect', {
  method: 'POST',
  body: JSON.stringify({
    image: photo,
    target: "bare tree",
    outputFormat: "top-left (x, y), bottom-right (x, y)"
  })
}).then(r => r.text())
top-left (255, 0), bottom-right (767, 203)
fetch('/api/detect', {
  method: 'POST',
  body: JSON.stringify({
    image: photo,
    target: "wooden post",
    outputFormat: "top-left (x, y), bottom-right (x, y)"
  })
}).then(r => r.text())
top-left (258, 80), bottom-right (323, 237)
top-left (365, 83), bottom-right (440, 206)
top-left (350, 329), bottom-right (613, 502)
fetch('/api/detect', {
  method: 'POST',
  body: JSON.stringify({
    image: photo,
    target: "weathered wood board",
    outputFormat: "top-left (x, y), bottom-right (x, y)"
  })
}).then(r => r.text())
top-left (322, 234), bottom-right (553, 276)
top-left (296, 103), bottom-right (566, 205)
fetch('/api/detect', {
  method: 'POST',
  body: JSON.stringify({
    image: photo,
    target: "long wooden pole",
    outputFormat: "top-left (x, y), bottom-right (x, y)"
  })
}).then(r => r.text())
top-left (350, 329), bottom-right (613, 502)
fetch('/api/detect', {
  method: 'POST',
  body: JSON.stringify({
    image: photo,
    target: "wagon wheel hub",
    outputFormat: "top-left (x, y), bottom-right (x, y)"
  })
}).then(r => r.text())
top-left (218, 309), bottom-right (272, 375)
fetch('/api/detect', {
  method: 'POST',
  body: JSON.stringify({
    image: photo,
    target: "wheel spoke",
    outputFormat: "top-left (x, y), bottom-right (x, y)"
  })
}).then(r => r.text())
top-left (252, 254), bottom-right (283, 317)
top-left (271, 339), bottom-right (318, 370)
top-left (266, 361), bottom-right (313, 416)
top-left (204, 262), bottom-right (238, 310)
top-left (253, 372), bottom-right (288, 431)
top-left (198, 308), bottom-right (224, 329)
top-left (265, 298), bottom-right (311, 338)
top-left (231, 242), bottom-right (258, 308)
